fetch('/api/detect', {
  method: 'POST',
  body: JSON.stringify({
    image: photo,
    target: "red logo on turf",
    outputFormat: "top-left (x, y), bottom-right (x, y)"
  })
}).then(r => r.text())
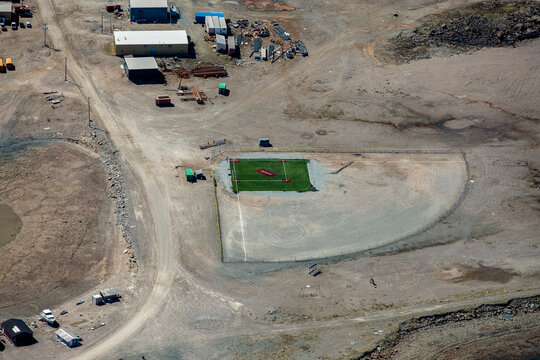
top-left (256, 169), bottom-right (277, 177)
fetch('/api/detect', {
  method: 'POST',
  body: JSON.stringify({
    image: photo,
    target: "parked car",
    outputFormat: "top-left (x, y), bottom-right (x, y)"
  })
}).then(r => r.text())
top-left (26, 21), bottom-right (32, 28)
top-left (11, 22), bottom-right (17, 30)
top-left (40, 309), bottom-right (56, 326)
top-left (19, 22), bottom-right (25, 28)
top-left (0, 23), bottom-right (6, 31)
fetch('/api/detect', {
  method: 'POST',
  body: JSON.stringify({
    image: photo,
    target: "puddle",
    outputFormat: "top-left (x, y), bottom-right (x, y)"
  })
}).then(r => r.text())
top-left (444, 118), bottom-right (476, 130)
top-left (438, 263), bottom-right (518, 283)
top-left (0, 203), bottom-right (22, 247)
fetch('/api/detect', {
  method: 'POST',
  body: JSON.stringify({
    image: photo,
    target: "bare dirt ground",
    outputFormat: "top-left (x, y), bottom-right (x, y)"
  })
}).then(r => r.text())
top-left (0, 142), bottom-right (112, 316)
top-left (0, 0), bottom-right (539, 358)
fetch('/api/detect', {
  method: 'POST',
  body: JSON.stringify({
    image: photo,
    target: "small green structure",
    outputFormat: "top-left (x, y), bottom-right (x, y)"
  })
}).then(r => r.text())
top-left (185, 168), bottom-right (195, 182)
top-left (219, 82), bottom-right (227, 95)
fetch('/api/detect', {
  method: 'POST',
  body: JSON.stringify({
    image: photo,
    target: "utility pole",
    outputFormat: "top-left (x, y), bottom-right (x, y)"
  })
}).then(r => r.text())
top-left (64, 57), bottom-right (67, 81)
top-left (101, 13), bottom-right (104, 34)
top-left (87, 97), bottom-right (91, 128)
top-left (43, 24), bottom-right (48, 47)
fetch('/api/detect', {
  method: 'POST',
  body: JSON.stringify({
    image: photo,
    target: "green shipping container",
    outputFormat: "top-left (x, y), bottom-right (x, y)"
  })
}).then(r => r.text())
top-left (186, 168), bottom-right (195, 181)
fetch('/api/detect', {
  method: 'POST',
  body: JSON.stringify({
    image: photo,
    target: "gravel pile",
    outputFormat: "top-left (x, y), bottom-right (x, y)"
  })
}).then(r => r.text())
top-left (388, 1), bottom-right (540, 62)
top-left (87, 132), bottom-right (134, 250)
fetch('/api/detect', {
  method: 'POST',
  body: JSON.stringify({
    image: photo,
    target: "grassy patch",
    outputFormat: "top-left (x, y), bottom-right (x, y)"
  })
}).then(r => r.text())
top-left (230, 158), bottom-right (312, 192)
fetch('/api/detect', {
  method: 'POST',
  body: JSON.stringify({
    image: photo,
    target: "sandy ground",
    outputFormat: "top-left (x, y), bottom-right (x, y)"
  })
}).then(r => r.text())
top-left (0, 0), bottom-right (538, 358)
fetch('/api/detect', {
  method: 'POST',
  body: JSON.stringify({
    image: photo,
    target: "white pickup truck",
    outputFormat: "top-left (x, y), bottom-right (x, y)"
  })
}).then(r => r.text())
top-left (40, 309), bottom-right (56, 325)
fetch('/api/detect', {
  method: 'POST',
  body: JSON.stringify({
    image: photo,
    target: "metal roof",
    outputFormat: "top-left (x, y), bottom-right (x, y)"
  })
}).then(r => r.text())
top-left (101, 288), bottom-right (117, 297)
top-left (216, 34), bottom-right (226, 44)
top-left (55, 328), bottom-right (76, 342)
top-left (0, 3), bottom-right (12, 12)
top-left (1, 319), bottom-right (33, 338)
top-left (114, 30), bottom-right (188, 46)
top-left (125, 57), bottom-right (158, 70)
top-left (129, 0), bottom-right (168, 8)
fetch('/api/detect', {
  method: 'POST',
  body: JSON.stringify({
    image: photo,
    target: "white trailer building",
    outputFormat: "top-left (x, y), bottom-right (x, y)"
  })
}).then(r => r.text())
top-left (217, 17), bottom-right (227, 35)
top-left (114, 30), bottom-right (189, 57)
top-left (0, 2), bottom-right (12, 23)
top-left (205, 16), bottom-right (215, 35)
top-left (216, 34), bottom-right (227, 53)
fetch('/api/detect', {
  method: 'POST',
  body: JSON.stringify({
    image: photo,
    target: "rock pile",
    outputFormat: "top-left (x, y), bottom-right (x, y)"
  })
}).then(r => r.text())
top-left (388, 1), bottom-right (540, 62)
top-left (86, 131), bottom-right (135, 264)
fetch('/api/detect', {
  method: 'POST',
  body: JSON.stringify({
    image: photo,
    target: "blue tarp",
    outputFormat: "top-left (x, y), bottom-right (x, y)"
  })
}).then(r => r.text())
top-left (195, 11), bottom-right (224, 23)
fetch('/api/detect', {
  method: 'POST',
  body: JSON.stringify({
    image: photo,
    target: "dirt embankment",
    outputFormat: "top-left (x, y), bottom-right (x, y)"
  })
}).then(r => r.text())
top-left (361, 295), bottom-right (540, 360)
top-left (385, 1), bottom-right (540, 63)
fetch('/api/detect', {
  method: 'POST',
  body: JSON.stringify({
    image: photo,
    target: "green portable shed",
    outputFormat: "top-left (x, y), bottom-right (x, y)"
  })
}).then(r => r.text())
top-left (219, 82), bottom-right (226, 95)
top-left (185, 168), bottom-right (195, 182)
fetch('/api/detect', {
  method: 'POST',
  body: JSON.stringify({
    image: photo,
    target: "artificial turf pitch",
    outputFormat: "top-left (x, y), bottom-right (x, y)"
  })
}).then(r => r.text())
top-left (230, 158), bottom-right (312, 192)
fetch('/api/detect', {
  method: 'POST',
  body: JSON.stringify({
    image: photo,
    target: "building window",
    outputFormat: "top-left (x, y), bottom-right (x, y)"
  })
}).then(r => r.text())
top-left (168, 45), bottom-right (172, 48)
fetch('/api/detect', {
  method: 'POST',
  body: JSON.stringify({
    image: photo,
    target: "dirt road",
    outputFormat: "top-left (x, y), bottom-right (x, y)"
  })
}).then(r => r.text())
top-left (35, 1), bottom-right (181, 358)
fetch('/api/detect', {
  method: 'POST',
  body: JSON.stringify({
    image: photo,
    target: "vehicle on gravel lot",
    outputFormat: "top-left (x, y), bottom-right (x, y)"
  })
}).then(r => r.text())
top-left (19, 22), bottom-right (25, 28)
top-left (40, 309), bottom-right (57, 325)
top-left (155, 95), bottom-right (171, 106)
top-left (26, 21), bottom-right (32, 28)
top-left (11, 22), bottom-right (17, 30)
top-left (5, 58), bottom-right (14, 70)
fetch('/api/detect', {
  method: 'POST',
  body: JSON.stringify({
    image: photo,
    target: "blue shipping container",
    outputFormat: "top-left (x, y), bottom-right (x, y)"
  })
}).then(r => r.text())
top-left (195, 11), bottom-right (224, 23)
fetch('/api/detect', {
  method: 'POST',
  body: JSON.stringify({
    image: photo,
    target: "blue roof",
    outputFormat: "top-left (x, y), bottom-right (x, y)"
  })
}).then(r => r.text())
top-left (195, 11), bottom-right (224, 17)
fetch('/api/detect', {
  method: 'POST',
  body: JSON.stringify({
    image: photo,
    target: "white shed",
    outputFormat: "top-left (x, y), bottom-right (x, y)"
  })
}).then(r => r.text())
top-left (56, 328), bottom-right (80, 348)
top-left (205, 16), bottom-right (215, 35)
top-left (216, 35), bottom-right (227, 52)
top-left (114, 30), bottom-right (189, 57)
top-left (217, 17), bottom-right (227, 35)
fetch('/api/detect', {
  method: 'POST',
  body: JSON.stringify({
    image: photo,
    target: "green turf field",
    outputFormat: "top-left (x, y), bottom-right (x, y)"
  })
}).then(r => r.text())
top-left (229, 158), bottom-right (312, 192)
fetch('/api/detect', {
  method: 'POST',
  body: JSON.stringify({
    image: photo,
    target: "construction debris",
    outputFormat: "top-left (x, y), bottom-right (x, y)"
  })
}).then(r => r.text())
top-left (175, 67), bottom-right (191, 79)
top-left (296, 40), bottom-right (308, 56)
top-left (273, 25), bottom-right (291, 40)
top-left (192, 88), bottom-right (203, 104)
top-left (308, 263), bottom-right (321, 276)
top-left (191, 66), bottom-right (227, 78)
top-left (199, 139), bottom-right (227, 150)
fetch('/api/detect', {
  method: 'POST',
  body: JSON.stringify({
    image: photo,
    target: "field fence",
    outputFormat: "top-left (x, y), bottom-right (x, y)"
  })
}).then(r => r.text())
top-left (209, 144), bottom-right (461, 163)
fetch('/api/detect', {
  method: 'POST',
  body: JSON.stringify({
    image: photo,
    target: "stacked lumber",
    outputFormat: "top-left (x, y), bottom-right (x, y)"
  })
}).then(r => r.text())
top-left (192, 66), bottom-right (227, 78)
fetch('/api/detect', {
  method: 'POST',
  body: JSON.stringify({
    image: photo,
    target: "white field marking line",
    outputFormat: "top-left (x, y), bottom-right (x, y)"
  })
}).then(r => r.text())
top-left (281, 160), bottom-right (288, 180)
top-left (236, 193), bottom-right (247, 262)
top-left (233, 161), bottom-right (247, 261)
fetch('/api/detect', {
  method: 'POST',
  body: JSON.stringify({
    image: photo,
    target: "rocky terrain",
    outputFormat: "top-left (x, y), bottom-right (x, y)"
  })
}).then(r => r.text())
top-left (361, 296), bottom-right (540, 359)
top-left (386, 1), bottom-right (540, 62)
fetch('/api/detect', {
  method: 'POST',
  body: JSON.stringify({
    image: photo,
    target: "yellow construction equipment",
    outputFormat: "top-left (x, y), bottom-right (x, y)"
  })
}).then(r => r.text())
top-left (6, 58), bottom-right (14, 70)
top-left (0, 59), bottom-right (5, 73)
